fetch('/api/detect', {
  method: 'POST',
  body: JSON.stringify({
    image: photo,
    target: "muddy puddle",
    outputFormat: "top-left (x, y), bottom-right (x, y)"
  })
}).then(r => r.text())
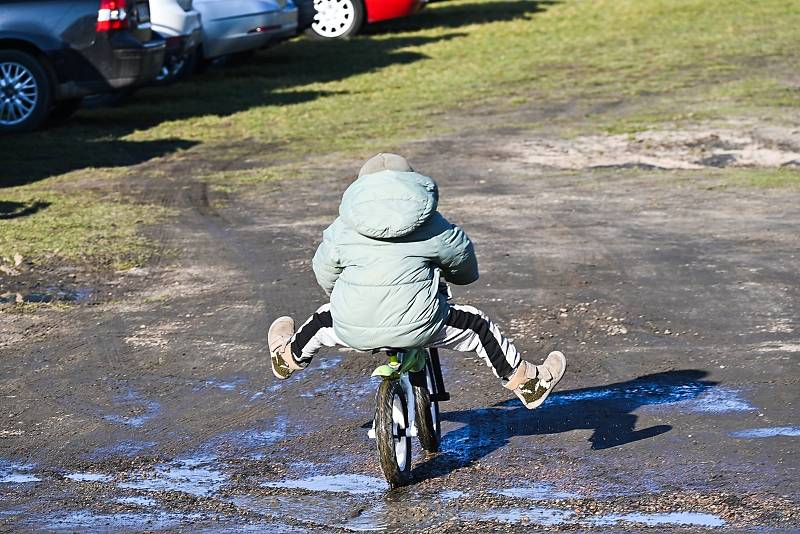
top-left (0, 444), bottom-right (756, 532)
top-left (0, 380), bottom-right (785, 531)
top-left (102, 388), bottom-right (162, 428)
top-left (119, 455), bottom-right (228, 497)
top-left (0, 460), bottom-right (41, 484)
top-left (730, 427), bottom-right (800, 439)
top-left (0, 286), bottom-right (93, 304)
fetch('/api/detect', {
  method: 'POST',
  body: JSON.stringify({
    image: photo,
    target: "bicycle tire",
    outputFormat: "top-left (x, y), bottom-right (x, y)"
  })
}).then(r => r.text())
top-left (375, 380), bottom-right (412, 487)
top-left (414, 358), bottom-right (441, 452)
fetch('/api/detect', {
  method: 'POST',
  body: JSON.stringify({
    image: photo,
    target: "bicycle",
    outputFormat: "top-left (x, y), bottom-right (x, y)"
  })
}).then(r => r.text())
top-left (367, 346), bottom-right (450, 488)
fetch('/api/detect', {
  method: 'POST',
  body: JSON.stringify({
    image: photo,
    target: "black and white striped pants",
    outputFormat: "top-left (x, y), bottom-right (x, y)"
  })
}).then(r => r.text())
top-left (289, 303), bottom-right (521, 380)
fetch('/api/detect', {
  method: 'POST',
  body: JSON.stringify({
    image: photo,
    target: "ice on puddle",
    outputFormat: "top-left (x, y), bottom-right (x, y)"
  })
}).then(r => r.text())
top-left (730, 426), bottom-right (800, 439)
top-left (65, 472), bottom-right (112, 483)
top-left (265, 474), bottom-right (387, 494)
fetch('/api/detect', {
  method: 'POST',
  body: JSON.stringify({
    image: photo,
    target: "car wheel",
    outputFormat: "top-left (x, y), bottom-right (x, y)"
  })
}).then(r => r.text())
top-left (0, 50), bottom-right (52, 133)
top-left (308, 0), bottom-right (365, 39)
top-left (153, 48), bottom-right (198, 86)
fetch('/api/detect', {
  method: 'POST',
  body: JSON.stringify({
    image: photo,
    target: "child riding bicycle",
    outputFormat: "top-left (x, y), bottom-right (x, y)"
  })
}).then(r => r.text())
top-left (268, 153), bottom-right (566, 409)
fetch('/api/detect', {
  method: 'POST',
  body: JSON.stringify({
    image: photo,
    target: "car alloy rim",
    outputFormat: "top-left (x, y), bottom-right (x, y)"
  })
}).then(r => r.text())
top-left (312, 0), bottom-right (356, 38)
top-left (0, 62), bottom-right (38, 126)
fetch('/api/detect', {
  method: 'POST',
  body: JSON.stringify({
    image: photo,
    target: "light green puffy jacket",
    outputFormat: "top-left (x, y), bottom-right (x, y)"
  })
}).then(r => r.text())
top-left (312, 170), bottom-right (479, 351)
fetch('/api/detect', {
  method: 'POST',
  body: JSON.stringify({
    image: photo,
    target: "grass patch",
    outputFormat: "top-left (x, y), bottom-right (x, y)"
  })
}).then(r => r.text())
top-left (1, 0), bottom-right (797, 266)
top-left (718, 168), bottom-right (800, 189)
top-left (0, 186), bottom-right (169, 269)
top-left (122, 0), bottom-right (799, 148)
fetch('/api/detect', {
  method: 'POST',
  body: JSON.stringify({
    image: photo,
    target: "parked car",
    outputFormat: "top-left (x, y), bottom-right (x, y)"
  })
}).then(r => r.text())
top-left (150, 0), bottom-right (202, 84)
top-left (193, 0), bottom-right (298, 61)
top-left (0, 0), bottom-right (165, 132)
top-left (308, 0), bottom-right (424, 39)
top-left (294, 0), bottom-right (316, 34)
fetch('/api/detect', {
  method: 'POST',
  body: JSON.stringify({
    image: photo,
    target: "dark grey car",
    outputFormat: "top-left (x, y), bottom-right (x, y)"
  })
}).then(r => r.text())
top-left (0, 0), bottom-right (165, 132)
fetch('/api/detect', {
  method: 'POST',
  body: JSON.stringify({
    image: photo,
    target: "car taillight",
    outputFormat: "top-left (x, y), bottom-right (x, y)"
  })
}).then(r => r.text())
top-left (97, 0), bottom-right (129, 32)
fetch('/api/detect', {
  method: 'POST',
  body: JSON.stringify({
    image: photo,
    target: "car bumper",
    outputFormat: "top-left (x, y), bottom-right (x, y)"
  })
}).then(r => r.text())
top-left (151, 8), bottom-right (203, 38)
top-left (53, 33), bottom-right (166, 98)
top-left (163, 27), bottom-right (202, 59)
top-left (103, 33), bottom-right (167, 88)
top-left (200, 4), bottom-right (298, 58)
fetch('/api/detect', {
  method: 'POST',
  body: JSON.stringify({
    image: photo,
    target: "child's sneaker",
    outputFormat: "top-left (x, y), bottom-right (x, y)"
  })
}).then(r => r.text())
top-left (504, 351), bottom-right (566, 409)
top-left (268, 316), bottom-right (301, 380)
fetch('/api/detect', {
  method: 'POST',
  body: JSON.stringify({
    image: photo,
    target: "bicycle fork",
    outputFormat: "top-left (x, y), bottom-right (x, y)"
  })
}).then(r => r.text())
top-left (368, 351), bottom-right (418, 439)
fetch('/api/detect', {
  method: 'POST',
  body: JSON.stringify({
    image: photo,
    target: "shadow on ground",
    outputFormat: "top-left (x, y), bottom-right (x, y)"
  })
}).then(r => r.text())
top-left (413, 370), bottom-right (716, 482)
top-left (1, 0), bottom-right (549, 187)
top-left (366, 0), bottom-right (557, 35)
top-left (0, 200), bottom-right (50, 219)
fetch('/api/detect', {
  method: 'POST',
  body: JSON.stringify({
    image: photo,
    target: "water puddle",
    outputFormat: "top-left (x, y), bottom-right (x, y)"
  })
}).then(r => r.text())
top-left (298, 374), bottom-right (373, 400)
top-left (103, 389), bottom-right (161, 428)
top-left (264, 474), bottom-right (387, 494)
top-left (678, 387), bottom-right (755, 413)
top-left (0, 460), bottom-right (41, 484)
top-left (318, 356), bottom-right (342, 370)
top-left (440, 425), bottom-right (505, 463)
top-left (116, 496), bottom-right (157, 507)
top-left (118, 454), bottom-right (227, 497)
top-left (490, 483), bottom-right (580, 500)
top-left (460, 507), bottom-right (725, 528)
top-left (462, 507), bottom-right (575, 526)
top-left (757, 342), bottom-right (800, 353)
top-left (196, 377), bottom-right (248, 393)
top-left (248, 383), bottom-right (282, 400)
top-left (439, 490), bottom-right (467, 500)
top-left (0, 287), bottom-right (93, 304)
top-left (42, 510), bottom-right (202, 533)
top-left (730, 426), bottom-right (800, 438)
top-left (65, 472), bottom-right (113, 483)
top-left (199, 417), bottom-right (288, 460)
top-left (538, 380), bottom-right (755, 414)
top-left (231, 494), bottom-right (388, 532)
top-left (587, 511), bottom-right (725, 527)
top-left (89, 439), bottom-right (156, 459)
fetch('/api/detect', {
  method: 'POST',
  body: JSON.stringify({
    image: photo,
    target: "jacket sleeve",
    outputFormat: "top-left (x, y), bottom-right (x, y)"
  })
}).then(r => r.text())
top-left (433, 217), bottom-right (479, 285)
top-left (312, 223), bottom-right (343, 296)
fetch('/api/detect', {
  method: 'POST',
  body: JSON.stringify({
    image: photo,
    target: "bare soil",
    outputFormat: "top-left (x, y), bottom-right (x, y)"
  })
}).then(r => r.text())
top-left (1, 109), bottom-right (799, 532)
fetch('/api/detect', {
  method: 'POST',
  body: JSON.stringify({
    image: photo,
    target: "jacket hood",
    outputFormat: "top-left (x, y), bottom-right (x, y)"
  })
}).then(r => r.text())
top-left (339, 170), bottom-right (438, 239)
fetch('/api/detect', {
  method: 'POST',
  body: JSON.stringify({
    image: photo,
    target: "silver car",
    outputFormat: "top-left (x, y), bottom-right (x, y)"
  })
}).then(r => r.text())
top-left (194, 0), bottom-right (298, 60)
top-left (150, 0), bottom-right (203, 83)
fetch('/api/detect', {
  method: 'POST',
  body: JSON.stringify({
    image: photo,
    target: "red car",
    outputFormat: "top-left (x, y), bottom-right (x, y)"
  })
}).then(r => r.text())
top-left (309, 0), bottom-right (425, 39)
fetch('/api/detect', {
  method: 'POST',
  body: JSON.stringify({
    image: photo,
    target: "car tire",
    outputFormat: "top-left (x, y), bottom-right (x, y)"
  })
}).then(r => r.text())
top-left (153, 47), bottom-right (198, 86)
top-left (307, 0), bottom-right (365, 39)
top-left (0, 49), bottom-right (52, 134)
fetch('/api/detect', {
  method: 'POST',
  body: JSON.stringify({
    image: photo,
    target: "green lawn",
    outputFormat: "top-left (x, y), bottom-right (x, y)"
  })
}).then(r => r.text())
top-left (1, 0), bottom-right (798, 268)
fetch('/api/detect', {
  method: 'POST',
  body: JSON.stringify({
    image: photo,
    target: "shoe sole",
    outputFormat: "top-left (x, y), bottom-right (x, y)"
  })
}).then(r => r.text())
top-left (519, 351), bottom-right (566, 410)
top-left (271, 350), bottom-right (292, 380)
top-left (268, 316), bottom-right (295, 380)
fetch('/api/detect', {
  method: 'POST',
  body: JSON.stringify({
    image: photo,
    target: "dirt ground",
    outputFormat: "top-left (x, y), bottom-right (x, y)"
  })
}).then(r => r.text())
top-left (1, 107), bottom-right (799, 532)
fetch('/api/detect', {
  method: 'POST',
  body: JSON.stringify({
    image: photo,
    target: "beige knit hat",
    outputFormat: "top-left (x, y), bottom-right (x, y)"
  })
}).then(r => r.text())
top-left (358, 153), bottom-right (414, 177)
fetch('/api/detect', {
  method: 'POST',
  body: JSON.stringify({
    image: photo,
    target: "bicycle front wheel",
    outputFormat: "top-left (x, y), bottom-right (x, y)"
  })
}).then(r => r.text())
top-left (375, 380), bottom-right (412, 487)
